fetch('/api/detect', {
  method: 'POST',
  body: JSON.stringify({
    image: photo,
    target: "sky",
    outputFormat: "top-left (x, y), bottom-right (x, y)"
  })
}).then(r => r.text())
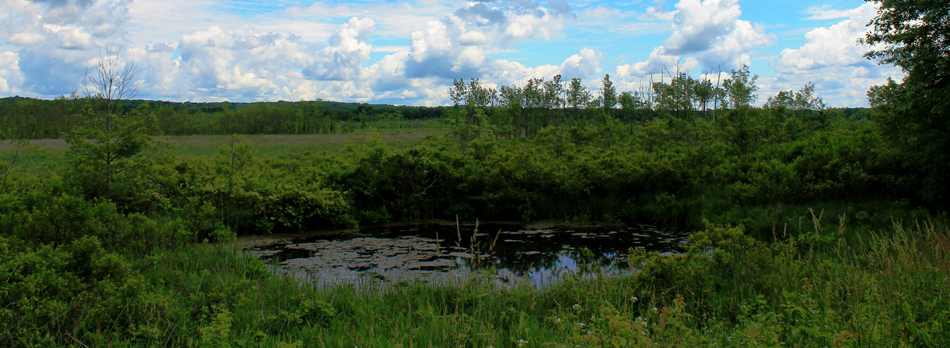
top-left (0, 0), bottom-right (903, 107)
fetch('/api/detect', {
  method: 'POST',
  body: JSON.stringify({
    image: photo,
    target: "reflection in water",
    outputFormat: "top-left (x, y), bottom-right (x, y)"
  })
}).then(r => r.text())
top-left (243, 223), bottom-right (691, 288)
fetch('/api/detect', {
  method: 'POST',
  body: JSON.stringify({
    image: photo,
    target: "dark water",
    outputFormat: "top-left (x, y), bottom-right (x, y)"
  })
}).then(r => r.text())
top-left (243, 222), bottom-right (691, 287)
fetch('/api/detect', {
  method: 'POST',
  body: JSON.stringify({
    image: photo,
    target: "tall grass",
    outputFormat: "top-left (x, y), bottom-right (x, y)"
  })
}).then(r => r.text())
top-left (86, 219), bottom-right (946, 346)
top-left (2, 192), bottom-right (946, 346)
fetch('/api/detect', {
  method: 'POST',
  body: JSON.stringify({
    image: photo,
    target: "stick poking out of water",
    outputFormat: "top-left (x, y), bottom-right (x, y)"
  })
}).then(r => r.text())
top-left (455, 215), bottom-right (461, 247)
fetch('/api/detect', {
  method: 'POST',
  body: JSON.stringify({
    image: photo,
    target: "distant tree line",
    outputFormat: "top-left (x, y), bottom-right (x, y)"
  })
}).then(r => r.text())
top-left (0, 97), bottom-right (446, 139)
top-left (2, 66), bottom-right (872, 141)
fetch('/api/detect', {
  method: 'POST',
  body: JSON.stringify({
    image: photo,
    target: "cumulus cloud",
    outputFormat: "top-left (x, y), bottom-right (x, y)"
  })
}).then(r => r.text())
top-left (481, 47), bottom-right (604, 91)
top-left (615, 0), bottom-right (771, 79)
top-left (8, 32), bottom-right (46, 46)
top-left (8, 0), bottom-right (894, 108)
top-left (168, 26), bottom-right (316, 100)
top-left (304, 17), bottom-right (375, 81)
top-left (776, 4), bottom-right (876, 74)
top-left (0, 0), bottom-right (583, 105)
top-left (396, 0), bottom-right (572, 81)
top-left (0, 51), bottom-right (25, 94)
top-left (560, 48), bottom-right (604, 80)
top-left (767, 2), bottom-right (901, 106)
top-left (0, 0), bottom-right (132, 96)
top-left (458, 31), bottom-right (488, 46)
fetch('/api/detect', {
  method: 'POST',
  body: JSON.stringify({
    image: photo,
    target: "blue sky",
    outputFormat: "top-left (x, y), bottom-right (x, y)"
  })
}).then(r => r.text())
top-left (0, 0), bottom-right (902, 106)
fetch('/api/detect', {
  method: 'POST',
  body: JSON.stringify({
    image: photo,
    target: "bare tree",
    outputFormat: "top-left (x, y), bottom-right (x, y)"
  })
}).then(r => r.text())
top-left (84, 45), bottom-right (141, 116)
top-left (67, 45), bottom-right (150, 201)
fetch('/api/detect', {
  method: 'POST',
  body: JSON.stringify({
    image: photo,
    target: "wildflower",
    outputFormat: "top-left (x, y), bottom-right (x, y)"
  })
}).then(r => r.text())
top-left (516, 339), bottom-right (528, 347)
top-left (572, 303), bottom-right (581, 309)
top-left (651, 306), bottom-right (658, 313)
top-left (555, 317), bottom-right (563, 323)
top-left (630, 296), bottom-right (638, 302)
top-left (578, 322), bottom-right (586, 327)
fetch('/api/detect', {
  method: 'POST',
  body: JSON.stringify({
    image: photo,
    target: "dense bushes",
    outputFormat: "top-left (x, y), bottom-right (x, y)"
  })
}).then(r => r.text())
top-left (1, 104), bottom-right (915, 237)
top-left (314, 111), bottom-right (909, 232)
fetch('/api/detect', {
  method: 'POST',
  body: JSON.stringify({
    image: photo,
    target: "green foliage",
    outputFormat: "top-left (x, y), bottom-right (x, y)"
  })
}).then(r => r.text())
top-left (64, 100), bottom-right (157, 205)
top-left (0, 201), bottom-right (947, 346)
top-left (864, 0), bottom-right (950, 207)
top-left (0, 235), bottom-right (171, 347)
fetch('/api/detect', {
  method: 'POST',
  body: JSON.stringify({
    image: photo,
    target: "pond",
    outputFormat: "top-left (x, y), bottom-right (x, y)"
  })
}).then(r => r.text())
top-left (242, 221), bottom-right (692, 288)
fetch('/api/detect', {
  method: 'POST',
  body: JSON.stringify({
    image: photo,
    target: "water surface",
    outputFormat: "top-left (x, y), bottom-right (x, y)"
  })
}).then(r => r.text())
top-left (243, 222), bottom-right (691, 287)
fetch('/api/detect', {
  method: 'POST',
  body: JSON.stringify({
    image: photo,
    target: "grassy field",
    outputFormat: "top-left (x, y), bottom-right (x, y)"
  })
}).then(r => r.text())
top-left (0, 127), bottom-right (448, 171)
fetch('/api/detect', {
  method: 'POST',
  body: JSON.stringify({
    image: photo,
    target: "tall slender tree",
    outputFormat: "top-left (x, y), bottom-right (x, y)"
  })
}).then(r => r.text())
top-left (66, 46), bottom-right (153, 204)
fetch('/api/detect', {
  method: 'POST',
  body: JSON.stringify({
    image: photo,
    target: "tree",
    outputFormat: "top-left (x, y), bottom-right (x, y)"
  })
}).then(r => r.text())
top-left (566, 77), bottom-right (591, 119)
top-left (450, 79), bottom-right (467, 107)
top-left (863, 0), bottom-right (950, 205)
top-left (66, 46), bottom-right (154, 206)
top-left (692, 77), bottom-right (714, 118)
top-left (765, 83), bottom-right (825, 112)
top-left (600, 74), bottom-right (617, 111)
top-left (85, 46), bottom-right (141, 116)
top-left (722, 65), bottom-right (758, 109)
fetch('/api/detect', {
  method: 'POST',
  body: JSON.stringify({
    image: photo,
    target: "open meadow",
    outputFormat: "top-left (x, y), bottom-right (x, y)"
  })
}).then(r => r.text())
top-left (0, 127), bottom-right (448, 172)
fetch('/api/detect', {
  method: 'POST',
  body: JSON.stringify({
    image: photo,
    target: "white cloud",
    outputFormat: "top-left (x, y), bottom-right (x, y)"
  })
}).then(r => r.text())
top-left (169, 26), bottom-right (314, 100)
top-left (367, 50), bottom-right (411, 92)
top-left (8, 32), bottom-right (46, 46)
top-left (768, 2), bottom-right (900, 106)
top-left (777, 3), bottom-right (876, 73)
top-left (395, 0), bottom-right (572, 83)
top-left (664, 0), bottom-right (743, 55)
top-left (0, 0), bottom-right (579, 105)
top-left (55, 25), bottom-right (94, 49)
top-left (560, 48), bottom-right (603, 80)
top-left (490, 59), bottom-right (560, 86)
top-left (614, 0), bottom-right (770, 85)
top-left (304, 17), bottom-right (375, 81)
top-left (0, 51), bottom-right (25, 94)
top-left (0, 0), bottom-right (891, 107)
top-left (804, 5), bottom-right (865, 20)
top-left (458, 31), bottom-right (488, 46)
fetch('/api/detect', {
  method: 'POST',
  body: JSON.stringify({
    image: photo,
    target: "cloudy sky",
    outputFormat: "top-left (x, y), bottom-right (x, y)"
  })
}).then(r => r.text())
top-left (0, 0), bottom-right (901, 107)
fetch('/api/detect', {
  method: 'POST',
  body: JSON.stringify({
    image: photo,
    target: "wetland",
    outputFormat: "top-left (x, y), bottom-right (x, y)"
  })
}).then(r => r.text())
top-left (243, 221), bottom-right (692, 287)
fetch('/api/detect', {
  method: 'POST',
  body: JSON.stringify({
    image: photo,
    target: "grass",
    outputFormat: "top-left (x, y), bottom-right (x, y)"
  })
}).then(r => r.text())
top-left (150, 127), bottom-right (448, 158)
top-left (225, 220), bottom-right (949, 346)
top-left (50, 219), bottom-right (950, 346)
top-left (3, 207), bottom-right (949, 346)
top-left (0, 127), bottom-right (449, 172)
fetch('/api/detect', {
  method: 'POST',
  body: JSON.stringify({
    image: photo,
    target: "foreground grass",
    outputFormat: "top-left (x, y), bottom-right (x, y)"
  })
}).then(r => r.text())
top-left (3, 219), bottom-right (948, 347)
